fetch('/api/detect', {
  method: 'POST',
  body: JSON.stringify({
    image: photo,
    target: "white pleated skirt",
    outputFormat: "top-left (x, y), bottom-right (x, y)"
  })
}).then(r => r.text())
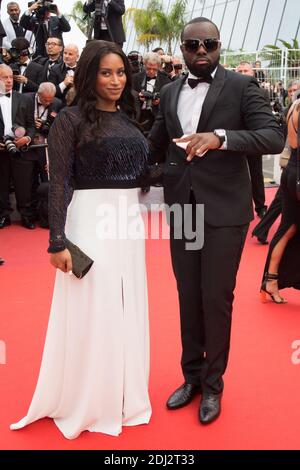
top-left (11, 188), bottom-right (151, 439)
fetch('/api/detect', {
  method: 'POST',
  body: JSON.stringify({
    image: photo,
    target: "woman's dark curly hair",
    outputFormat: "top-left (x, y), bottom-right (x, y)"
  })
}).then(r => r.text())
top-left (73, 40), bottom-right (136, 145)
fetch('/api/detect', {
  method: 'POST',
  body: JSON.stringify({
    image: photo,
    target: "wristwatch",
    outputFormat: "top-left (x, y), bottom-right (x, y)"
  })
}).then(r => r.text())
top-left (213, 129), bottom-right (226, 148)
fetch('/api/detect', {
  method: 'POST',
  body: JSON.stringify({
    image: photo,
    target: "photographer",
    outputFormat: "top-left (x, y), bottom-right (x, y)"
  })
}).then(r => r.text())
top-left (160, 55), bottom-right (185, 81)
top-left (19, 82), bottom-right (62, 182)
top-left (48, 43), bottom-right (78, 105)
top-left (127, 50), bottom-right (143, 75)
top-left (132, 52), bottom-right (171, 134)
top-left (83, 0), bottom-right (125, 48)
top-left (20, 1), bottom-right (71, 58)
top-left (0, 64), bottom-right (36, 230)
top-left (10, 37), bottom-right (43, 93)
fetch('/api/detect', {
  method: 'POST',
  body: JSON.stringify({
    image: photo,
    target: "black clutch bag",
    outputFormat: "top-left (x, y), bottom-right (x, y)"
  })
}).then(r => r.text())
top-left (65, 239), bottom-right (94, 279)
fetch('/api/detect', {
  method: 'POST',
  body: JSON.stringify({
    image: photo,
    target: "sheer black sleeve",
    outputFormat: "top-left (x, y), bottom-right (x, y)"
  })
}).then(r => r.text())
top-left (47, 109), bottom-right (76, 253)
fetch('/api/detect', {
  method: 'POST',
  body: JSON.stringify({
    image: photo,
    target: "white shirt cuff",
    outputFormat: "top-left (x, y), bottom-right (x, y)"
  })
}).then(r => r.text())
top-left (59, 82), bottom-right (67, 92)
top-left (220, 133), bottom-right (227, 150)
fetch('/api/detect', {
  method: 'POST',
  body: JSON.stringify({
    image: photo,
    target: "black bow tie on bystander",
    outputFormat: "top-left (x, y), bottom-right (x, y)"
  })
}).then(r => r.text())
top-left (188, 76), bottom-right (213, 88)
top-left (0, 92), bottom-right (11, 98)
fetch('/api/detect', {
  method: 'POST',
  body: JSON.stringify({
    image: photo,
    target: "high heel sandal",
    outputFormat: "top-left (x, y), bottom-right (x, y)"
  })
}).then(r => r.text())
top-left (260, 272), bottom-right (287, 304)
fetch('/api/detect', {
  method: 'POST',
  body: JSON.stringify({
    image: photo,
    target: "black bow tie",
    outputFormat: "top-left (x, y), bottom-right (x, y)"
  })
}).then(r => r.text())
top-left (66, 66), bottom-right (75, 71)
top-left (146, 76), bottom-right (156, 81)
top-left (188, 76), bottom-right (213, 88)
top-left (0, 92), bottom-right (11, 98)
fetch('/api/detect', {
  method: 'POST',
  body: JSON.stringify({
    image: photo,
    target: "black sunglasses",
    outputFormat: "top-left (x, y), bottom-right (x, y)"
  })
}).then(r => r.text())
top-left (181, 38), bottom-right (220, 53)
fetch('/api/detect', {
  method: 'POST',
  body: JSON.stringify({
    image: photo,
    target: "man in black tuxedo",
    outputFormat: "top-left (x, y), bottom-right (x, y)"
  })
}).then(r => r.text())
top-left (48, 44), bottom-right (79, 105)
top-left (0, 64), bottom-right (36, 229)
top-left (37, 36), bottom-right (63, 81)
top-left (132, 52), bottom-right (171, 134)
top-left (83, 0), bottom-right (125, 48)
top-left (148, 17), bottom-right (284, 424)
top-left (10, 37), bottom-right (43, 93)
top-left (20, 2), bottom-right (70, 58)
top-left (19, 82), bottom-right (62, 181)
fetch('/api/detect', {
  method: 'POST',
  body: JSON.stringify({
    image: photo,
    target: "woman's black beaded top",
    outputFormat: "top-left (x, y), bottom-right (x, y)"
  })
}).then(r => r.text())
top-left (47, 106), bottom-right (149, 253)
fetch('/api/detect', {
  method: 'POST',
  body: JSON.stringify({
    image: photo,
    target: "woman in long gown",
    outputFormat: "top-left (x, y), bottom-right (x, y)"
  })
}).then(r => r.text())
top-left (10, 41), bottom-right (152, 439)
top-left (261, 98), bottom-right (300, 303)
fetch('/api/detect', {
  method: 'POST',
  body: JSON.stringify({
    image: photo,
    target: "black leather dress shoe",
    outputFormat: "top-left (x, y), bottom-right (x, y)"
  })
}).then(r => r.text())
top-left (166, 383), bottom-right (201, 410)
top-left (21, 217), bottom-right (36, 230)
top-left (0, 258), bottom-right (4, 265)
top-left (199, 393), bottom-right (222, 424)
top-left (257, 236), bottom-right (268, 245)
top-left (0, 216), bottom-right (11, 229)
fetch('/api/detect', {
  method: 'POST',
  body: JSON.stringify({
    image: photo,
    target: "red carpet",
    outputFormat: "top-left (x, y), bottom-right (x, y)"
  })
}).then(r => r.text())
top-left (1, 188), bottom-right (300, 450)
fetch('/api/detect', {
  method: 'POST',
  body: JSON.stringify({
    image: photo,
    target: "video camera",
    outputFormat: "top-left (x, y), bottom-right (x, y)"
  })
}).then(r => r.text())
top-left (127, 51), bottom-right (143, 74)
top-left (28, 0), bottom-right (58, 15)
top-left (270, 98), bottom-right (286, 134)
top-left (9, 48), bottom-right (30, 62)
top-left (3, 135), bottom-right (19, 154)
top-left (40, 111), bottom-right (57, 135)
top-left (162, 61), bottom-right (173, 74)
top-left (2, 127), bottom-right (28, 155)
top-left (140, 90), bottom-right (160, 111)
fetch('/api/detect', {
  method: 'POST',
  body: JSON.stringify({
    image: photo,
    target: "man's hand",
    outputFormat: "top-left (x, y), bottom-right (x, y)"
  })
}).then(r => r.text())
top-left (0, 143), bottom-right (6, 151)
top-left (63, 75), bottom-right (74, 87)
top-left (13, 75), bottom-right (28, 84)
top-left (14, 136), bottom-right (30, 149)
top-left (173, 132), bottom-right (222, 161)
top-left (138, 91), bottom-right (146, 102)
top-left (28, 2), bottom-right (40, 12)
top-left (35, 118), bottom-right (42, 129)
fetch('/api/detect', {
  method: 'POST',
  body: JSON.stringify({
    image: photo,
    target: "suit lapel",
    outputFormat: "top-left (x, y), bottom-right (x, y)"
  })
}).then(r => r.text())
top-left (171, 74), bottom-right (187, 137)
top-left (197, 65), bottom-right (226, 132)
top-left (12, 91), bottom-right (19, 122)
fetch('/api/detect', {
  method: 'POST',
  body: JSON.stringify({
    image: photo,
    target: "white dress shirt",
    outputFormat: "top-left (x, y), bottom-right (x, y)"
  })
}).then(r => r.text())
top-left (0, 92), bottom-right (13, 137)
top-left (177, 68), bottom-right (218, 135)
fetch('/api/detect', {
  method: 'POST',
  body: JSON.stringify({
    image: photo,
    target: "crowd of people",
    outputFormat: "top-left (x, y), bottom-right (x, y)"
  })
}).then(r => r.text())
top-left (0, 1), bottom-right (299, 440)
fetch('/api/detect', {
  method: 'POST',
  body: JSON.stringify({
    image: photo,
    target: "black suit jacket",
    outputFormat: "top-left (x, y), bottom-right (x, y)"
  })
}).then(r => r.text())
top-left (148, 66), bottom-right (285, 227)
top-left (20, 13), bottom-right (71, 57)
top-left (36, 56), bottom-right (63, 82)
top-left (83, 0), bottom-right (125, 44)
top-left (13, 61), bottom-right (43, 93)
top-left (132, 69), bottom-right (171, 94)
top-left (48, 62), bottom-right (76, 101)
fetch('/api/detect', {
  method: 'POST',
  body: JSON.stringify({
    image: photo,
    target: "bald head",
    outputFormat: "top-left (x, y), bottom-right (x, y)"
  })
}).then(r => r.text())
top-left (0, 64), bottom-right (13, 93)
top-left (63, 44), bottom-right (79, 68)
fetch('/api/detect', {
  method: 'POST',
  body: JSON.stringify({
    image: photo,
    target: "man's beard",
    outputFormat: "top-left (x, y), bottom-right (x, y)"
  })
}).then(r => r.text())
top-left (188, 59), bottom-right (219, 78)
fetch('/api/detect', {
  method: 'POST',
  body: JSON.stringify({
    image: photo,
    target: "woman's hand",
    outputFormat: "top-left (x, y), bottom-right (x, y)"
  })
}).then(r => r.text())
top-left (50, 249), bottom-right (72, 273)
